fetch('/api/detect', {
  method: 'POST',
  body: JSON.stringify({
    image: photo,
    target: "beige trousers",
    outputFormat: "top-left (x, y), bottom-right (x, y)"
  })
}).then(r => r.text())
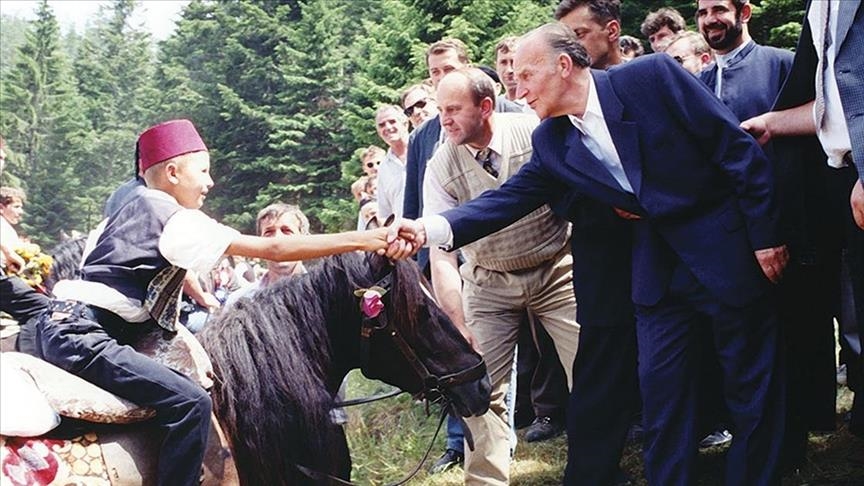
top-left (460, 247), bottom-right (579, 486)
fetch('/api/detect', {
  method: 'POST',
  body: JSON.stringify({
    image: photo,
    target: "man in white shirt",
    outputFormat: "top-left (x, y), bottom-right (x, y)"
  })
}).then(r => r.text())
top-left (374, 105), bottom-right (409, 221)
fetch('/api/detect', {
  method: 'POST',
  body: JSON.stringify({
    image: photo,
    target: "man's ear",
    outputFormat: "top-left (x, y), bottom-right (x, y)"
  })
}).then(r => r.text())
top-left (740, 3), bottom-right (752, 23)
top-left (557, 52), bottom-right (573, 77)
top-left (607, 20), bottom-right (621, 42)
top-left (480, 96), bottom-right (495, 117)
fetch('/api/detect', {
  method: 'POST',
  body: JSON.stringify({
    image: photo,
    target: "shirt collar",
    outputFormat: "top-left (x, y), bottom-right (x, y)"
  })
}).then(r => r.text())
top-left (568, 74), bottom-right (602, 132)
top-left (715, 39), bottom-right (751, 68)
top-left (466, 114), bottom-right (503, 158)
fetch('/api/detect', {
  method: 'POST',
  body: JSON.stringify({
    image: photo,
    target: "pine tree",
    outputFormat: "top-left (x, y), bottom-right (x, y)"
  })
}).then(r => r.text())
top-left (0, 0), bottom-right (91, 244)
top-left (72, 0), bottom-right (160, 197)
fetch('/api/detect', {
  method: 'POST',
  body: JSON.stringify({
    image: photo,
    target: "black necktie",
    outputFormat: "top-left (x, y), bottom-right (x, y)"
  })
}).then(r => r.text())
top-left (476, 148), bottom-right (498, 177)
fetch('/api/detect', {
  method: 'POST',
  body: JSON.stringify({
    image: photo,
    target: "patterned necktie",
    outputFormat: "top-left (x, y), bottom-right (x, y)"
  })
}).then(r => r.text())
top-left (476, 148), bottom-right (498, 177)
top-left (814, 1), bottom-right (832, 128)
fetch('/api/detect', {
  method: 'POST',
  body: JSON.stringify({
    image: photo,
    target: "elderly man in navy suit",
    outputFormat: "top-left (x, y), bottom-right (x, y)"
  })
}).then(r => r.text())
top-left (389, 22), bottom-right (788, 485)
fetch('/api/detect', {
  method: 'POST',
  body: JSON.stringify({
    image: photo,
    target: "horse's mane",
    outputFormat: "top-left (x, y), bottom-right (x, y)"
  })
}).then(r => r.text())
top-left (44, 236), bottom-right (86, 292)
top-left (201, 251), bottom-right (428, 485)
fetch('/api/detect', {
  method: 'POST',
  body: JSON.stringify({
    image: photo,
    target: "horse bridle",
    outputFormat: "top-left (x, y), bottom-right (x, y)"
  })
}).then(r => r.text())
top-left (297, 267), bottom-right (487, 485)
top-left (358, 271), bottom-right (487, 400)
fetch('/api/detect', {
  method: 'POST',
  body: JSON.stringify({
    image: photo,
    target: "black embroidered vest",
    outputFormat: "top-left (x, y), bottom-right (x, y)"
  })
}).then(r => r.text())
top-left (82, 190), bottom-right (187, 331)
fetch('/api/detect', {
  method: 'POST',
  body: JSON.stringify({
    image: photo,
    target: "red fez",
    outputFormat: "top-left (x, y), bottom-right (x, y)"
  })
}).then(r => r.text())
top-left (137, 119), bottom-right (208, 173)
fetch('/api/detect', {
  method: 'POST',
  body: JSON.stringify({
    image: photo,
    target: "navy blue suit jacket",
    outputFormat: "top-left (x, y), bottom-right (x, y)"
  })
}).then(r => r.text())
top-left (444, 54), bottom-right (780, 309)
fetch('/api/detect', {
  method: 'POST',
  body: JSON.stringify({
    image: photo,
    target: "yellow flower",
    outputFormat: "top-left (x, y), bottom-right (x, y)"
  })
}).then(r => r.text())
top-left (14, 244), bottom-right (53, 289)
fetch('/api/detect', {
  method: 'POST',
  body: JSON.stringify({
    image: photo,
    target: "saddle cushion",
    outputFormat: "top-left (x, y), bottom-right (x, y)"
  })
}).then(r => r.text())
top-left (132, 323), bottom-right (214, 390)
top-left (0, 322), bottom-right (212, 426)
top-left (1, 352), bottom-right (156, 424)
top-left (0, 355), bottom-right (60, 437)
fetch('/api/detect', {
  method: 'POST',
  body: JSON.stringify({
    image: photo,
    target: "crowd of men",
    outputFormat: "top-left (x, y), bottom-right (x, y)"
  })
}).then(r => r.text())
top-left (379, 1), bottom-right (863, 485)
top-left (1, 1), bottom-right (862, 485)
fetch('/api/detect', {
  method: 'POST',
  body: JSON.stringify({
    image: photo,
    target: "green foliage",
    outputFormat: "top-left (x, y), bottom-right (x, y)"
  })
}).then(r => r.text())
top-left (0, 0), bottom-right (91, 244)
top-left (749, 0), bottom-right (805, 50)
top-left (0, 15), bottom-right (29, 78)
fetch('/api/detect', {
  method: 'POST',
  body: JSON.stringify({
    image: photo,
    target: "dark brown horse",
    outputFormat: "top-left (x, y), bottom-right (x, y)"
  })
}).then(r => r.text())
top-left (200, 251), bottom-right (491, 485)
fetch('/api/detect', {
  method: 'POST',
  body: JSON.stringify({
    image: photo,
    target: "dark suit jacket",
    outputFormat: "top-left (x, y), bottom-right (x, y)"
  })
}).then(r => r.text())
top-left (774, 0), bottom-right (864, 181)
top-left (444, 54), bottom-right (780, 309)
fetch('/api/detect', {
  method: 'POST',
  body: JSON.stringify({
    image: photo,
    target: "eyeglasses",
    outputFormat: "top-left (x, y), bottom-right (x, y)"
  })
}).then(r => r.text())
top-left (672, 54), bottom-right (693, 65)
top-left (365, 160), bottom-right (381, 169)
top-left (403, 99), bottom-right (428, 118)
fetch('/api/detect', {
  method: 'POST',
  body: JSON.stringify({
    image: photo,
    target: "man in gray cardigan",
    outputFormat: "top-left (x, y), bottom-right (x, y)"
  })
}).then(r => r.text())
top-left (423, 67), bottom-right (579, 486)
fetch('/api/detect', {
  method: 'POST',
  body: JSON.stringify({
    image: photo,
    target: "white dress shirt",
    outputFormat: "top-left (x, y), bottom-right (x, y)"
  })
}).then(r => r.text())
top-left (422, 124), bottom-right (505, 217)
top-left (808, 0), bottom-right (853, 168)
top-left (567, 75), bottom-right (631, 194)
top-left (713, 39), bottom-right (751, 98)
top-left (377, 148), bottom-right (406, 220)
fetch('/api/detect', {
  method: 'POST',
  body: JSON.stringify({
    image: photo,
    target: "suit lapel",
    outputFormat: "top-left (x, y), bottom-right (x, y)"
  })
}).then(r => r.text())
top-left (593, 70), bottom-right (643, 197)
top-left (835, 0), bottom-right (861, 50)
top-left (561, 118), bottom-right (626, 193)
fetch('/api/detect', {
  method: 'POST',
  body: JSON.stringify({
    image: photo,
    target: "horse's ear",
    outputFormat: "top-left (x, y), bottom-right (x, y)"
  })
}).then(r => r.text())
top-left (365, 217), bottom-right (381, 230)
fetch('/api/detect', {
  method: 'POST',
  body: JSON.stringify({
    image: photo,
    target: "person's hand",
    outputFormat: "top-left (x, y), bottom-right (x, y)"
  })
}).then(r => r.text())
top-left (614, 207), bottom-right (641, 220)
top-left (382, 218), bottom-right (427, 259)
top-left (851, 179), bottom-right (864, 230)
top-left (364, 227), bottom-right (395, 252)
top-left (200, 292), bottom-right (221, 312)
top-left (755, 244), bottom-right (789, 284)
top-left (459, 326), bottom-right (482, 355)
top-left (740, 114), bottom-right (772, 146)
top-left (4, 251), bottom-right (24, 274)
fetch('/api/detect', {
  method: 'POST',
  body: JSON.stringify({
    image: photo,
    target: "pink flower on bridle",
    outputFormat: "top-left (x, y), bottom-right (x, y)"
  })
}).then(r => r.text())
top-left (354, 286), bottom-right (388, 318)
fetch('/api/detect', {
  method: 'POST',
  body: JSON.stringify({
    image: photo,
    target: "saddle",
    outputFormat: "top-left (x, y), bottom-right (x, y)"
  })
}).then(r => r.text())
top-left (0, 318), bottom-right (213, 428)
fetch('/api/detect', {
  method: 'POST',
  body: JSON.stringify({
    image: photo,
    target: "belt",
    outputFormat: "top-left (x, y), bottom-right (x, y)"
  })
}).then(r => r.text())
top-left (844, 151), bottom-right (854, 167)
top-left (48, 299), bottom-right (97, 322)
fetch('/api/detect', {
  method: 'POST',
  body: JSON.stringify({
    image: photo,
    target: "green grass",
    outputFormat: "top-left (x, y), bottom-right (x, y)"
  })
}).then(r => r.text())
top-left (343, 370), bottom-right (864, 485)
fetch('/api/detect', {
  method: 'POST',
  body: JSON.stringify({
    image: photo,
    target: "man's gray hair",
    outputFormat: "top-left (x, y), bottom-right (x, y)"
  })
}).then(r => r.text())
top-left (528, 22), bottom-right (592, 69)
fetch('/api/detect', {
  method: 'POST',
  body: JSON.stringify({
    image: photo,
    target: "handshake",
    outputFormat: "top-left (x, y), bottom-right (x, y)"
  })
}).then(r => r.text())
top-left (379, 218), bottom-right (429, 260)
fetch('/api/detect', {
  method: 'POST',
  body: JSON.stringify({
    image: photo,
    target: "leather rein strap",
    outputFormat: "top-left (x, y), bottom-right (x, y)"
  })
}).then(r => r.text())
top-left (295, 268), bottom-right (485, 485)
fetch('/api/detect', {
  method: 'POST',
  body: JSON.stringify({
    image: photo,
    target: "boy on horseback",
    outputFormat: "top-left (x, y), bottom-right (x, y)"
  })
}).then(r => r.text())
top-left (26, 119), bottom-right (399, 486)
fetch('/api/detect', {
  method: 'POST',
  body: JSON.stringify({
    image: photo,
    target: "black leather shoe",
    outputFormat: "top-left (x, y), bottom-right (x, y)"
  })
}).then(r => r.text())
top-left (428, 448), bottom-right (463, 474)
top-left (524, 416), bottom-right (564, 442)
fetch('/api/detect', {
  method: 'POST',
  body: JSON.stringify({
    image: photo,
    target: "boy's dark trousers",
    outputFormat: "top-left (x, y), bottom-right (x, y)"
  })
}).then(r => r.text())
top-left (30, 300), bottom-right (212, 486)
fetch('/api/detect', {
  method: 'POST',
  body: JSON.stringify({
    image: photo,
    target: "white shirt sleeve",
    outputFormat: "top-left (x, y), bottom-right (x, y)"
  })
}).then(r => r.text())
top-left (421, 160), bottom-right (459, 217)
top-left (420, 215), bottom-right (454, 248)
top-left (420, 150), bottom-right (459, 249)
top-left (159, 209), bottom-right (240, 274)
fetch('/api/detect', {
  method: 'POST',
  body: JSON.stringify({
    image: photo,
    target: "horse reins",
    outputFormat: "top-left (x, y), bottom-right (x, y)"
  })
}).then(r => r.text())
top-left (295, 406), bottom-right (449, 486)
top-left (359, 271), bottom-right (488, 400)
top-left (296, 268), bottom-right (487, 485)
